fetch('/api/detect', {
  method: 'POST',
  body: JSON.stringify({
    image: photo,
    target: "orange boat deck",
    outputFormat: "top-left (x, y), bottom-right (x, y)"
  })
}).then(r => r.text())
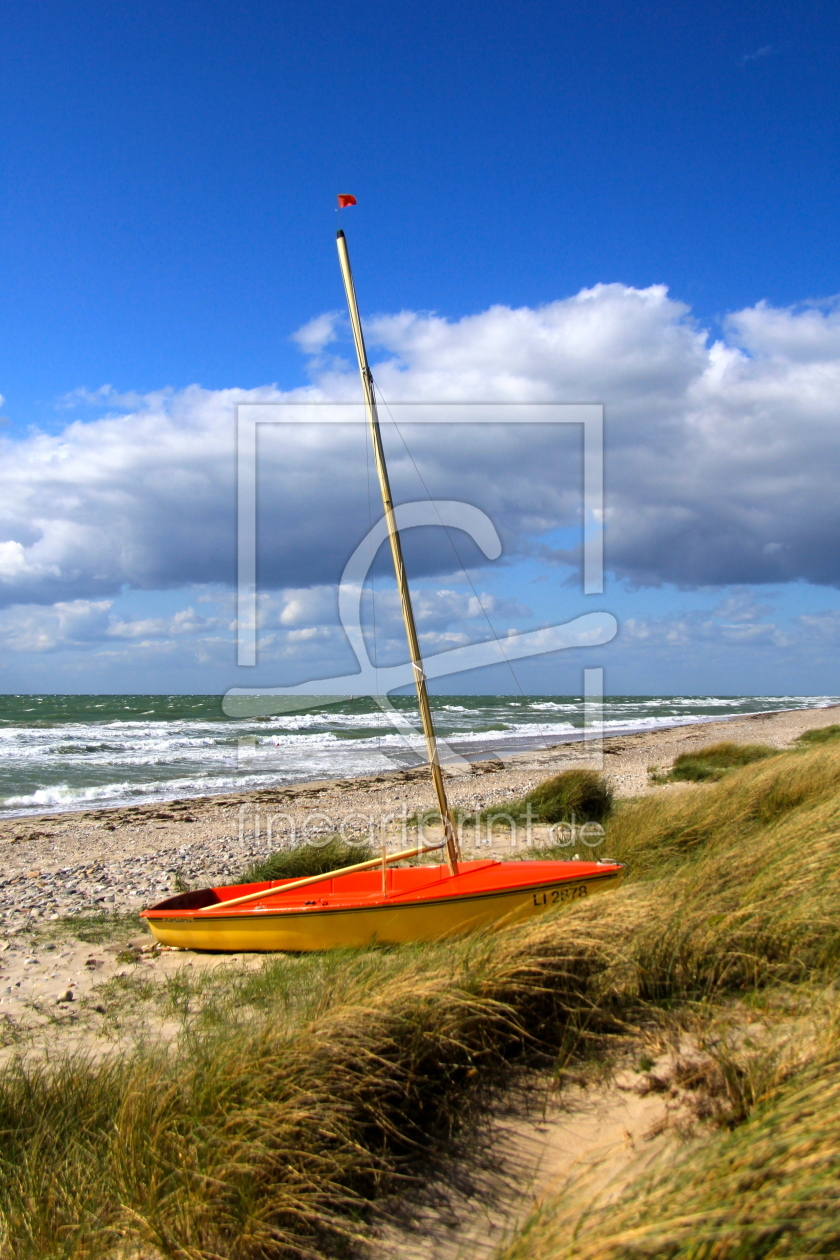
top-left (142, 858), bottom-right (621, 919)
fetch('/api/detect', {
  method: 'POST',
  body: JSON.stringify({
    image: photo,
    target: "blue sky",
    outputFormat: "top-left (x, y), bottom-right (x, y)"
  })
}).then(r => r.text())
top-left (1, 0), bottom-right (840, 696)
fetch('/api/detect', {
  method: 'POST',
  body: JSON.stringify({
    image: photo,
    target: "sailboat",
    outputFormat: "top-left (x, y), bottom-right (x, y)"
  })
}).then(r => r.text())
top-left (140, 207), bottom-right (624, 951)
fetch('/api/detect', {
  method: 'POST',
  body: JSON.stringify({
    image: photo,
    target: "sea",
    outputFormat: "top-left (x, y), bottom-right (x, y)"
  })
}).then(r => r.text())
top-left (0, 694), bottom-right (836, 818)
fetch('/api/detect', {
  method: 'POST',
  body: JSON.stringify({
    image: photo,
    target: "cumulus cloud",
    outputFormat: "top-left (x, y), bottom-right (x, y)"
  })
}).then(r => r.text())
top-left (246, 582), bottom-right (530, 667)
top-left (2, 285), bottom-right (840, 628)
top-left (0, 384), bottom-right (285, 605)
top-left (622, 590), bottom-right (792, 651)
top-left (367, 289), bottom-right (840, 591)
top-left (106, 606), bottom-right (217, 639)
top-left (291, 312), bottom-right (342, 355)
top-left (0, 599), bottom-right (113, 653)
top-left (272, 587), bottom-right (337, 627)
top-left (725, 301), bottom-right (840, 362)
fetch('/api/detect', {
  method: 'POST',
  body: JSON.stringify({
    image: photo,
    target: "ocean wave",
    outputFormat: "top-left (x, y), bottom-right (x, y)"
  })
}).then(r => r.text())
top-left (1, 694), bottom-right (836, 817)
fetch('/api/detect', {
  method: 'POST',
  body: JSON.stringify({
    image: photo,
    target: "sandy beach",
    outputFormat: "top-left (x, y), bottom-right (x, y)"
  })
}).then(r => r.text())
top-left (1, 702), bottom-right (837, 927)
top-left (1, 702), bottom-right (838, 1241)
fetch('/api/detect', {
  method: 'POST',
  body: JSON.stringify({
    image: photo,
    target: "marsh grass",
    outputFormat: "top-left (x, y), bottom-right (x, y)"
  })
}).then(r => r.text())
top-left (3, 744), bottom-right (840, 1256)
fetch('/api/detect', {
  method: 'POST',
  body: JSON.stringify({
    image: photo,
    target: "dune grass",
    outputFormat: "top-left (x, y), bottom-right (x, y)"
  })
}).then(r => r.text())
top-left (497, 1041), bottom-right (840, 1260)
top-left (473, 768), bottom-right (613, 830)
top-left (796, 721), bottom-right (840, 745)
top-left (242, 835), bottom-right (375, 883)
top-left (414, 768), bottom-right (614, 832)
top-left (2, 743), bottom-right (840, 1256)
top-left (653, 739), bottom-right (779, 783)
top-left (510, 768), bottom-right (613, 824)
top-left (491, 741), bottom-right (840, 1259)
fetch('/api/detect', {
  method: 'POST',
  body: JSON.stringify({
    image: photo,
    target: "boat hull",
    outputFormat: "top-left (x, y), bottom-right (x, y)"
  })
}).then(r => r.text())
top-left (141, 860), bottom-right (624, 952)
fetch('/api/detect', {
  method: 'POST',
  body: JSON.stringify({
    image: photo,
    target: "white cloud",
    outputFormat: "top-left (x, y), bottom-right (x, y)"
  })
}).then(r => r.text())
top-left (410, 588), bottom-right (531, 629)
top-left (58, 384), bottom-right (155, 410)
top-left (240, 582), bottom-right (531, 671)
top-left (291, 312), bottom-right (342, 355)
top-left (0, 541), bottom-right (32, 579)
top-left (0, 383), bottom-right (292, 604)
top-left (362, 289), bottom-right (840, 589)
top-left (797, 611), bottom-right (840, 642)
top-left (273, 587), bottom-right (337, 627)
top-left (0, 592), bottom-right (234, 660)
top-left (286, 626), bottom-right (333, 642)
top-left (1, 286), bottom-right (840, 634)
top-left (106, 606), bottom-right (216, 639)
top-left (725, 300), bottom-right (840, 363)
top-left (0, 599), bottom-right (113, 653)
top-left (621, 616), bottom-right (787, 650)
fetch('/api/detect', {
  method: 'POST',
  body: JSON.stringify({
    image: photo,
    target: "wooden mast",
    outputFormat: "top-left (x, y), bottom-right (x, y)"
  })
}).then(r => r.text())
top-left (336, 227), bottom-right (461, 874)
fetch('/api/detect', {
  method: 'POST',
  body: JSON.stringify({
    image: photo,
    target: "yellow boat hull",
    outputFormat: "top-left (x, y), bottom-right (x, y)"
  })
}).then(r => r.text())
top-left (144, 866), bottom-right (623, 952)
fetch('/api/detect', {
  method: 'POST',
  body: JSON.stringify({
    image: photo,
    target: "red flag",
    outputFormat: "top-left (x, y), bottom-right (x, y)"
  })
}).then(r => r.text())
top-left (337, 194), bottom-right (357, 208)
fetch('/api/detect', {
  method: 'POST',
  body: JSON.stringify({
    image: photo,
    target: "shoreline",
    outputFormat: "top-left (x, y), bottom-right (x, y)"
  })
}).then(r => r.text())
top-left (2, 698), bottom-right (838, 824)
top-left (0, 702), bottom-right (837, 931)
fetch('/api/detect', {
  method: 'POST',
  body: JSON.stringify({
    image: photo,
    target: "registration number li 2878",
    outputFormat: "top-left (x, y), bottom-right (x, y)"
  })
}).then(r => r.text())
top-left (532, 884), bottom-right (589, 907)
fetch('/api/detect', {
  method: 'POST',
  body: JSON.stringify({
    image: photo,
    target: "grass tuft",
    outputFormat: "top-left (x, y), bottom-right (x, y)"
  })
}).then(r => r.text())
top-left (666, 740), bottom-right (778, 783)
top-left (797, 722), bottom-right (840, 745)
top-left (475, 769), bottom-right (614, 828)
top-left (523, 768), bottom-right (614, 824)
top-left (242, 835), bottom-right (375, 883)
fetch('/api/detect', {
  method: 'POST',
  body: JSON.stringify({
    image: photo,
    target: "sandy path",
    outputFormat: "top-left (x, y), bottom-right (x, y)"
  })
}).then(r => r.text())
top-left (365, 1052), bottom-right (698, 1260)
